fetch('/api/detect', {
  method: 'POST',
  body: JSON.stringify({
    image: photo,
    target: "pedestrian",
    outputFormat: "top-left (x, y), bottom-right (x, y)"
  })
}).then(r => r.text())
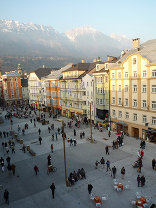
top-left (38, 128), bottom-right (41, 135)
top-left (51, 144), bottom-right (53, 153)
top-left (112, 166), bottom-right (117, 178)
top-left (112, 141), bottom-right (115, 150)
top-left (11, 164), bottom-right (16, 175)
top-left (47, 154), bottom-right (51, 166)
top-left (137, 175), bottom-right (141, 187)
top-left (48, 127), bottom-right (51, 133)
top-left (105, 145), bottom-right (109, 155)
top-left (140, 149), bottom-right (144, 158)
top-left (121, 167), bottom-right (125, 179)
top-left (6, 156), bottom-right (11, 166)
top-left (22, 145), bottom-right (26, 153)
top-left (4, 189), bottom-right (9, 204)
top-left (141, 175), bottom-right (145, 187)
top-left (106, 160), bottom-right (111, 172)
top-left (74, 129), bottom-right (76, 136)
top-left (50, 183), bottom-right (56, 199)
top-left (73, 139), bottom-right (77, 146)
top-left (52, 134), bottom-right (54, 141)
top-left (34, 122), bottom-right (36, 127)
top-left (88, 184), bottom-right (93, 194)
top-left (11, 145), bottom-right (15, 154)
top-left (152, 158), bottom-right (156, 170)
top-left (100, 157), bottom-right (105, 168)
top-left (108, 130), bottom-right (111, 137)
top-left (55, 132), bottom-right (58, 140)
top-left (39, 136), bottom-right (42, 145)
top-left (34, 165), bottom-right (39, 175)
top-left (70, 139), bottom-right (73, 146)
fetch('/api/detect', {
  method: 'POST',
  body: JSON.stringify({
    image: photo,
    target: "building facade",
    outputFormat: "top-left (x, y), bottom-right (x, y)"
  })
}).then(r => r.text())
top-left (1, 71), bottom-right (22, 105)
top-left (60, 62), bottom-right (96, 119)
top-left (109, 39), bottom-right (156, 139)
top-left (28, 67), bottom-right (55, 109)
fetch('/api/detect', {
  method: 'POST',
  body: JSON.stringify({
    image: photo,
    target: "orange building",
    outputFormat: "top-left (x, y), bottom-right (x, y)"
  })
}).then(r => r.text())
top-left (1, 71), bottom-right (22, 105)
top-left (43, 64), bottom-right (72, 114)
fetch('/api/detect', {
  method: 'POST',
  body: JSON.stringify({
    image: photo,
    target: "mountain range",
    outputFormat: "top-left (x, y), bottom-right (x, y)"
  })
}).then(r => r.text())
top-left (0, 20), bottom-right (132, 73)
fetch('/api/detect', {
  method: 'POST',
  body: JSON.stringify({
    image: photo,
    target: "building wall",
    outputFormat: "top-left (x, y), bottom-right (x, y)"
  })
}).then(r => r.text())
top-left (110, 54), bottom-right (156, 138)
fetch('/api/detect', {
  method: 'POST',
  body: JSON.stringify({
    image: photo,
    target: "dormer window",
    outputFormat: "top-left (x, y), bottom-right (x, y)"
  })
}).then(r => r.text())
top-left (133, 58), bottom-right (136, 64)
top-left (96, 64), bottom-right (100, 71)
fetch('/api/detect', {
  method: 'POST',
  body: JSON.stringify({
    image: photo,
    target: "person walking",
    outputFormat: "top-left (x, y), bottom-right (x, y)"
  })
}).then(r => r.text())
top-left (112, 166), bottom-right (117, 178)
top-left (34, 165), bottom-right (39, 175)
top-left (51, 144), bottom-right (53, 153)
top-left (55, 132), bottom-right (58, 140)
top-left (100, 157), bottom-right (105, 168)
top-left (39, 136), bottom-right (42, 145)
top-left (105, 145), bottom-right (109, 155)
top-left (141, 175), bottom-right (145, 187)
top-left (11, 164), bottom-right (16, 175)
top-left (11, 144), bottom-right (15, 154)
top-left (152, 158), bottom-right (156, 170)
top-left (6, 156), bottom-right (11, 166)
top-left (88, 184), bottom-right (93, 194)
top-left (108, 130), bottom-right (111, 137)
top-left (106, 160), bottom-right (111, 172)
top-left (137, 175), bottom-right (141, 187)
top-left (74, 129), bottom-right (76, 136)
top-left (38, 128), bottom-right (41, 135)
top-left (48, 127), bottom-right (51, 133)
top-left (50, 183), bottom-right (56, 199)
top-left (121, 167), bottom-right (125, 179)
top-left (4, 189), bottom-right (9, 204)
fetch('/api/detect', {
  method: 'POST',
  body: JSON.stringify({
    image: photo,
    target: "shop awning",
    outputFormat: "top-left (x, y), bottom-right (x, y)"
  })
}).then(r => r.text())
top-left (116, 121), bottom-right (128, 126)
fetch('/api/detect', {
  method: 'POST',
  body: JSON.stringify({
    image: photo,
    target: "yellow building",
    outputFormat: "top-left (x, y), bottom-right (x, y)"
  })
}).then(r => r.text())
top-left (109, 39), bottom-right (156, 140)
top-left (60, 61), bottom-right (96, 118)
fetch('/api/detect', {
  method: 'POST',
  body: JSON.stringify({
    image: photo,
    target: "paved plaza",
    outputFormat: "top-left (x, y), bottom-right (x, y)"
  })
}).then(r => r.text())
top-left (0, 109), bottom-right (156, 208)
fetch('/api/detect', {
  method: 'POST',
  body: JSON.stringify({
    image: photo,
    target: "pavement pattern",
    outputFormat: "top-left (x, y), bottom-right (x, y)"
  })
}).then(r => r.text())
top-left (0, 109), bottom-right (156, 208)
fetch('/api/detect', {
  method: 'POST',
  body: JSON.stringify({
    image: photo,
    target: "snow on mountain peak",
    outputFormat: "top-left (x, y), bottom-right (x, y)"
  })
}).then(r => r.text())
top-left (66, 26), bottom-right (98, 41)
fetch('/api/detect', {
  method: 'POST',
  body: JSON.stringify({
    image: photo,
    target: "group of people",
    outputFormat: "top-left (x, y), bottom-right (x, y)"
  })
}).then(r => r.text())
top-left (0, 156), bottom-right (16, 175)
top-left (68, 168), bottom-right (86, 186)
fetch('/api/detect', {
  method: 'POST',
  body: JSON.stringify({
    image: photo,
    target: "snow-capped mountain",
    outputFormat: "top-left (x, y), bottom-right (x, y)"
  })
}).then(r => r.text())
top-left (0, 20), bottom-right (131, 60)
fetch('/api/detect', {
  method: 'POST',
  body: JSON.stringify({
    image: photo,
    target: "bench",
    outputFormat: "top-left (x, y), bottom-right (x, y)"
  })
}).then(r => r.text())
top-left (29, 149), bottom-right (36, 156)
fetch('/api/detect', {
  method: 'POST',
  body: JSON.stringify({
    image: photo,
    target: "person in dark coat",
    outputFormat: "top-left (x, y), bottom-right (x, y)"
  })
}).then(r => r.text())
top-left (4, 189), bottom-right (9, 204)
top-left (112, 166), bottom-right (117, 178)
top-left (152, 158), bottom-right (156, 170)
top-left (34, 165), bottom-right (39, 175)
top-left (141, 175), bottom-right (145, 187)
top-left (74, 129), bottom-right (76, 136)
top-left (105, 146), bottom-right (109, 155)
top-left (88, 184), bottom-right (93, 194)
top-left (137, 175), bottom-right (141, 187)
top-left (38, 128), bottom-right (41, 135)
top-left (50, 183), bottom-right (55, 199)
top-left (39, 136), bottom-right (42, 145)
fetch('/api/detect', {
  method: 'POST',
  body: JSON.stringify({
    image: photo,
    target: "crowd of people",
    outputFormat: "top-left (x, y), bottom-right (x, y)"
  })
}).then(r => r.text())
top-left (68, 168), bottom-right (86, 186)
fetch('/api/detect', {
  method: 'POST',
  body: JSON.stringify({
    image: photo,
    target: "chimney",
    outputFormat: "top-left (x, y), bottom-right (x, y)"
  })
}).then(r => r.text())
top-left (107, 56), bottom-right (117, 62)
top-left (81, 59), bottom-right (85, 63)
top-left (132, 38), bottom-right (140, 50)
top-left (97, 57), bottom-right (101, 62)
top-left (121, 50), bottom-right (125, 57)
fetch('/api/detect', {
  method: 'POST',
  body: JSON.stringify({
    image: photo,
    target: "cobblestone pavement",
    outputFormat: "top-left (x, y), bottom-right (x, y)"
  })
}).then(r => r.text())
top-left (0, 109), bottom-right (156, 207)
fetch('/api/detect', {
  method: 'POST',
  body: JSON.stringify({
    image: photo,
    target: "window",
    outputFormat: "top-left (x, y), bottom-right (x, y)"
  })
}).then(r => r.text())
top-left (133, 71), bottom-right (137, 77)
top-left (100, 88), bottom-right (103, 94)
top-left (133, 58), bottom-right (136, 64)
top-left (118, 98), bottom-right (122, 105)
top-left (118, 72), bottom-right (121, 79)
top-left (124, 85), bottom-right (128, 92)
top-left (152, 117), bottom-right (156, 125)
top-left (118, 85), bottom-right (121, 92)
top-left (87, 82), bottom-right (89, 86)
top-left (112, 85), bottom-right (115, 92)
top-left (152, 85), bottom-right (156, 93)
top-left (124, 72), bottom-right (128, 78)
top-left (105, 76), bottom-right (108, 83)
top-left (133, 114), bottom-right (137, 121)
top-left (87, 91), bottom-right (89, 96)
top-left (91, 91), bottom-right (93, 96)
top-left (133, 85), bottom-right (137, 93)
top-left (111, 73), bottom-right (115, 79)
top-left (142, 85), bottom-right (147, 93)
top-left (133, 99), bottom-right (137, 107)
top-left (101, 77), bottom-right (103, 83)
top-left (118, 111), bottom-right (122, 118)
top-left (96, 98), bottom-right (99, 105)
top-left (125, 112), bottom-right (129, 119)
top-left (142, 115), bottom-right (147, 123)
top-left (142, 71), bottom-right (147, 77)
top-left (112, 97), bottom-right (115, 104)
top-left (152, 70), bottom-right (156, 77)
top-left (112, 110), bottom-right (116, 117)
top-left (142, 100), bottom-right (147, 108)
top-left (152, 101), bottom-right (156, 109)
top-left (99, 99), bottom-right (104, 105)
top-left (125, 99), bottom-right (128, 106)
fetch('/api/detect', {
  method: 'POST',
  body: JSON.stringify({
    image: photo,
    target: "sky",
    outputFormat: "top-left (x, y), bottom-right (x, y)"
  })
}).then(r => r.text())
top-left (0, 0), bottom-right (156, 42)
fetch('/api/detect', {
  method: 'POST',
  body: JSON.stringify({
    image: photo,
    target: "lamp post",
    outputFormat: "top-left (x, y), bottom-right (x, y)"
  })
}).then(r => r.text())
top-left (90, 102), bottom-right (93, 143)
top-left (57, 119), bottom-right (69, 187)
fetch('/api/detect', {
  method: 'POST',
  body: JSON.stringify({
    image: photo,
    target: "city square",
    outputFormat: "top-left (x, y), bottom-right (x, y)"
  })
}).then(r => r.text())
top-left (0, 108), bottom-right (156, 208)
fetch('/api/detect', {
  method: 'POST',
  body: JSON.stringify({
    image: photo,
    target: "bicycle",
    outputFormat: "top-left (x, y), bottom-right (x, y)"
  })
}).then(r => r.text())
top-left (47, 165), bottom-right (57, 175)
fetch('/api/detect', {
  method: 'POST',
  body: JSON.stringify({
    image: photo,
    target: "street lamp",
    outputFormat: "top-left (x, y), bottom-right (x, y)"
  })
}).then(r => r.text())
top-left (90, 102), bottom-right (93, 143)
top-left (57, 119), bottom-right (70, 187)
